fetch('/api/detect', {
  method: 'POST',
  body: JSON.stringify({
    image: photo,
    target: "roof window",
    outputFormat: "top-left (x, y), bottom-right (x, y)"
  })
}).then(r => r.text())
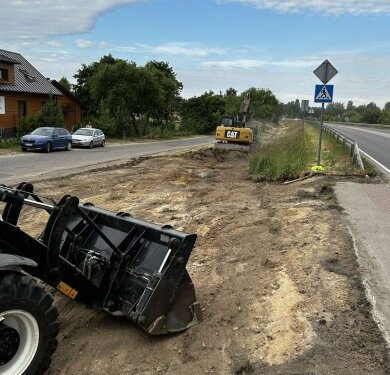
top-left (19, 68), bottom-right (36, 82)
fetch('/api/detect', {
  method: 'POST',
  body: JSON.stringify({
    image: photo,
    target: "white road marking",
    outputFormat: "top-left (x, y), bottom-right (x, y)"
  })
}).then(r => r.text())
top-left (327, 123), bottom-right (390, 176)
top-left (359, 149), bottom-right (390, 176)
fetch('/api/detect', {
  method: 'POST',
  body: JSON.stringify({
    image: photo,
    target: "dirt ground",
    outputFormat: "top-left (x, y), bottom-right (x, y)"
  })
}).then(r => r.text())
top-left (15, 148), bottom-right (390, 374)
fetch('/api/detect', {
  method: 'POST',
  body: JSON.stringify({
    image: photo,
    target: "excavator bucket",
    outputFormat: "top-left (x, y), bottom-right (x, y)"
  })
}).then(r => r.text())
top-left (0, 184), bottom-right (202, 335)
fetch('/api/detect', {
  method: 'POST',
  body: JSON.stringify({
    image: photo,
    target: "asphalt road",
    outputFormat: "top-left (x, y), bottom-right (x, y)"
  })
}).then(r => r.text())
top-left (0, 136), bottom-right (214, 185)
top-left (328, 124), bottom-right (390, 343)
top-left (335, 182), bottom-right (390, 344)
top-left (325, 123), bottom-right (390, 172)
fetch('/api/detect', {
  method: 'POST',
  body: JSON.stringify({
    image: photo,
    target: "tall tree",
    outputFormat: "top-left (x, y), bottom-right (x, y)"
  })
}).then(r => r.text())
top-left (144, 61), bottom-right (183, 128)
top-left (225, 88), bottom-right (237, 96)
top-left (58, 77), bottom-right (72, 92)
top-left (361, 102), bottom-right (381, 124)
top-left (346, 100), bottom-right (355, 111)
top-left (73, 54), bottom-right (122, 118)
top-left (39, 95), bottom-right (65, 127)
top-left (242, 88), bottom-right (279, 120)
top-left (181, 91), bottom-right (226, 133)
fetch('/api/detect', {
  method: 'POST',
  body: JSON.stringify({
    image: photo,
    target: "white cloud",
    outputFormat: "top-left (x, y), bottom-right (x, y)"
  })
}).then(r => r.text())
top-left (202, 59), bottom-right (266, 69)
top-left (178, 51), bottom-right (390, 107)
top-left (202, 58), bottom-right (320, 69)
top-left (219, 0), bottom-right (390, 15)
top-left (46, 40), bottom-right (62, 47)
top-left (152, 43), bottom-right (226, 57)
top-left (75, 39), bottom-right (93, 49)
top-left (1, 0), bottom-right (141, 39)
top-left (116, 42), bottom-right (227, 57)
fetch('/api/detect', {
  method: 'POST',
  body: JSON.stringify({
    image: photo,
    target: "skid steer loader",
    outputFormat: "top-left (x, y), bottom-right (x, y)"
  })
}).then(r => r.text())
top-left (0, 183), bottom-right (202, 375)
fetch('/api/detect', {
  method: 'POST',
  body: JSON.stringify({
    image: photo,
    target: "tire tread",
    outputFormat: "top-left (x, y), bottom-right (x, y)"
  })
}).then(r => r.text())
top-left (0, 272), bottom-right (59, 375)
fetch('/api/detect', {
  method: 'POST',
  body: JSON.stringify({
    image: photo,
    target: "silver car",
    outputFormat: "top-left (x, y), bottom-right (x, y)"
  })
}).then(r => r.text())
top-left (72, 128), bottom-right (106, 148)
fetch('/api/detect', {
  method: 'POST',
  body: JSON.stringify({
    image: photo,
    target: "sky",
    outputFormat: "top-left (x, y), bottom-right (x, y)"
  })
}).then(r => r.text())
top-left (1, 0), bottom-right (390, 107)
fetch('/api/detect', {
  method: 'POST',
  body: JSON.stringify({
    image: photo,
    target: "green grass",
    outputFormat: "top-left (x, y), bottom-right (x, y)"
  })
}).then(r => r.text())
top-left (0, 138), bottom-right (19, 150)
top-left (249, 121), bottom-right (370, 182)
top-left (249, 123), bottom-right (309, 181)
top-left (306, 123), bottom-right (375, 175)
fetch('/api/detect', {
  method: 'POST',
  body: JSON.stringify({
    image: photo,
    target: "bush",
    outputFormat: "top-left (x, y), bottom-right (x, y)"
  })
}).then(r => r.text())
top-left (249, 124), bottom-right (309, 181)
top-left (0, 138), bottom-right (19, 149)
top-left (17, 116), bottom-right (41, 137)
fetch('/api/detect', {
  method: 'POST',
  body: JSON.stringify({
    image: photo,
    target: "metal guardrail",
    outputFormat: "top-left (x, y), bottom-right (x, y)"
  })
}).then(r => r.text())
top-left (325, 121), bottom-right (390, 129)
top-left (322, 124), bottom-right (365, 170)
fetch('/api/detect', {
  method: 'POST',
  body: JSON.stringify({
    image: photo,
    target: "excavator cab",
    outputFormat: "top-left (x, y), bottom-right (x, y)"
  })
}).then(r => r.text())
top-left (220, 115), bottom-right (237, 127)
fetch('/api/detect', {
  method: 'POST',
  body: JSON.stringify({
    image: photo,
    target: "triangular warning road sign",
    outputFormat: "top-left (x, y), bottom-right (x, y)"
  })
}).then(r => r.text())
top-left (316, 86), bottom-right (332, 100)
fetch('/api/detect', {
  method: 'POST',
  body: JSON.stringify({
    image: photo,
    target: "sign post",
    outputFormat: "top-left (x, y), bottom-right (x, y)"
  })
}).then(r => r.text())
top-left (301, 100), bottom-right (309, 127)
top-left (313, 60), bottom-right (338, 166)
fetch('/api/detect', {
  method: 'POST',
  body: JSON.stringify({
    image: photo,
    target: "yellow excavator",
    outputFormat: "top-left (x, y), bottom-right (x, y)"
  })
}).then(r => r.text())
top-left (215, 95), bottom-right (253, 151)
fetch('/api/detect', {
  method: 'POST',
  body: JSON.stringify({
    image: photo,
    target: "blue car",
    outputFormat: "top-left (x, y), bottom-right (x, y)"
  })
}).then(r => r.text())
top-left (20, 127), bottom-right (73, 152)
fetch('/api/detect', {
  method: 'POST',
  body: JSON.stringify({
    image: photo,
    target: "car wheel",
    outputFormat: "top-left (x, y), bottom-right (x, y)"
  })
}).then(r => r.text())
top-left (0, 272), bottom-right (59, 375)
top-left (88, 141), bottom-right (93, 149)
top-left (101, 140), bottom-right (105, 147)
top-left (21, 148), bottom-right (27, 152)
top-left (66, 142), bottom-right (72, 151)
top-left (45, 143), bottom-right (52, 153)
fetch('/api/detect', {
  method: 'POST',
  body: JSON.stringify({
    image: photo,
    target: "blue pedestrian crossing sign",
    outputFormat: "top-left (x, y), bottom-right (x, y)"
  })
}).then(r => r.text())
top-left (314, 85), bottom-right (334, 103)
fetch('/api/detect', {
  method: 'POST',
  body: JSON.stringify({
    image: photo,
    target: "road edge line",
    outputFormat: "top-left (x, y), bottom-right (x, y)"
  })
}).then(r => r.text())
top-left (359, 149), bottom-right (390, 176)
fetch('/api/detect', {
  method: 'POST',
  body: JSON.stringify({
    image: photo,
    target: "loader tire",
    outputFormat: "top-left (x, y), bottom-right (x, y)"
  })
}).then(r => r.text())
top-left (0, 272), bottom-right (59, 375)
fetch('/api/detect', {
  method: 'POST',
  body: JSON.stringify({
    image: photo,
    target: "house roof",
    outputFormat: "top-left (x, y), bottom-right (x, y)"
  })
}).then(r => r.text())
top-left (51, 80), bottom-right (82, 105)
top-left (0, 54), bottom-right (19, 64)
top-left (0, 49), bottom-right (62, 96)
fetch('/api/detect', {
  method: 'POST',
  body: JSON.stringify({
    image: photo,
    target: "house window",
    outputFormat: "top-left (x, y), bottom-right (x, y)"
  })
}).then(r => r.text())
top-left (0, 68), bottom-right (9, 82)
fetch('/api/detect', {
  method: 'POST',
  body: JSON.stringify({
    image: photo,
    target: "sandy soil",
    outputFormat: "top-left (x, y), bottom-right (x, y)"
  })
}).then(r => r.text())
top-left (14, 148), bottom-right (390, 374)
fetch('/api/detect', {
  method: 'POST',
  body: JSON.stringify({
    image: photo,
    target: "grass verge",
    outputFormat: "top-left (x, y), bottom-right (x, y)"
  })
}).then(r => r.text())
top-left (249, 121), bottom-right (371, 182)
top-left (306, 123), bottom-right (375, 175)
top-left (249, 123), bottom-right (309, 181)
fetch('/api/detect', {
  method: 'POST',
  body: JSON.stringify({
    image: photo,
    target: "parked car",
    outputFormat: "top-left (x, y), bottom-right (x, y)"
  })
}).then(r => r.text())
top-left (72, 128), bottom-right (106, 148)
top-left (20, 127), bottom-right (72, 152)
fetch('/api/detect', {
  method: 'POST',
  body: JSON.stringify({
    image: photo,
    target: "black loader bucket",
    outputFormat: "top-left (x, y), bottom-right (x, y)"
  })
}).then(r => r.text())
top-left (0, 185), bottom-right (202, 335)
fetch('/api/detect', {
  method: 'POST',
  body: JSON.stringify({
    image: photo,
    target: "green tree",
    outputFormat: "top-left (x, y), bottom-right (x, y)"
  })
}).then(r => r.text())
top-left (344, 110), bottom-right (361, 123)
top-left (73, 54), bottom-right (122, 118)
top-left (58, 77), bottom-right (72, 92)
top-left (379, 109), bottom-right (390, 125)
top-left (225, 88), bottom-right (237, 96)
top-left (242, 88), bottom-right (278, 121)
top-left (144, 61), bottom-right (183, 130)
top-left (38, 96), bottom-right (65, 127)
top-left (114, 98), bottom-right (131, 138)
top-left (181, 91), bottom-right (226, 133)
top-left (361, 102), bottom-right (381, 124)
top-left (224, 93), bottom-right (241, 116)
top-left (346, 100), bottom-right (355, 111)
top-left (94, 98), bottom-right (116, 136)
